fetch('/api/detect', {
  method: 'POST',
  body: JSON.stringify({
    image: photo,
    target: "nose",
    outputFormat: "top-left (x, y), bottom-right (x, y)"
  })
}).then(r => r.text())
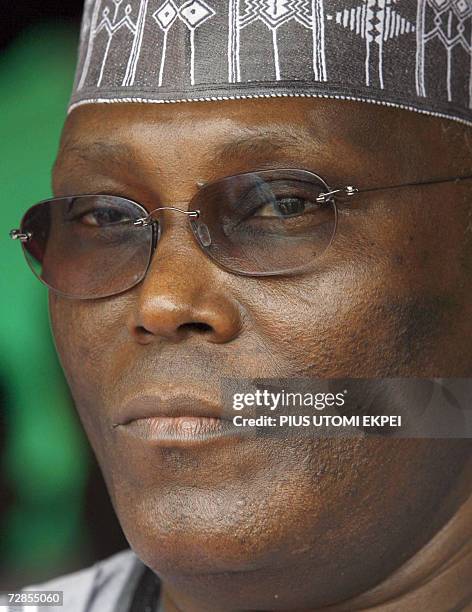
top-left (127, 218), bottom-right (242, 344)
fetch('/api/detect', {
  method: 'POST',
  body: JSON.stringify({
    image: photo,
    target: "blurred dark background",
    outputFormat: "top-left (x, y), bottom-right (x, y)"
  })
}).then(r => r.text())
top-left (0, 0), bottom-right (127, 590)
top-left (0, 1), bottom-right (83, 50)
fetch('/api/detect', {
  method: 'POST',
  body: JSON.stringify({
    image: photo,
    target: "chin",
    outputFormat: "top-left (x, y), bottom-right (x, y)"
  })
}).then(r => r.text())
top-left (114, 489), bottom-right (293, 576)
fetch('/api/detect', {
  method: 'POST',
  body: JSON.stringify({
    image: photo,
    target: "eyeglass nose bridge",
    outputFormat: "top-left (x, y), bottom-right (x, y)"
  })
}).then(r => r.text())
top-left (133, 206), bottom-right (200, 227)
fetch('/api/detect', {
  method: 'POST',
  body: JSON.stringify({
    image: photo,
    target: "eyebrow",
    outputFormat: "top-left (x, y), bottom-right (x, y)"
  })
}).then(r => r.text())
top-left (56, 140), bottom-right (137, 169)
top-left (54, 127), bottom-right (318, 190)
top-left (212, 129), bottom-right (314, 165)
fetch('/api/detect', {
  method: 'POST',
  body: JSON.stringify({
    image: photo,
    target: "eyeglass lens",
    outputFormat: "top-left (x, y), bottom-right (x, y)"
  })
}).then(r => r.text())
top-left (19, 169), bottom-right (337, 299)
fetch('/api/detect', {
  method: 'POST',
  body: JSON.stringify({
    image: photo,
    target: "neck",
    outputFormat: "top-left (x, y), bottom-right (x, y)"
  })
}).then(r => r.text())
top-left (324, 490), bottom-right (472, 611)
top-left (159, 491), bottom-right (472, 612)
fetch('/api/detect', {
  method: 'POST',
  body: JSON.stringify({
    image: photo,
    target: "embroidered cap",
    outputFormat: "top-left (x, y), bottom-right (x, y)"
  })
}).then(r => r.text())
top-left (69, 0), bottom-right (472, 127)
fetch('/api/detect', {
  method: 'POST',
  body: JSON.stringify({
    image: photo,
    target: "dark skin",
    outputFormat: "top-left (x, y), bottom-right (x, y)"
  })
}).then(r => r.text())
top-left (50, 98), bottom-right (472, 611)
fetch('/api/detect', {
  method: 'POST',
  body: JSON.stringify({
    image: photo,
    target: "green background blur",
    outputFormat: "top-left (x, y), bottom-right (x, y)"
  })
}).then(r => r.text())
top-left (0, 21), bottom-right (125, 589)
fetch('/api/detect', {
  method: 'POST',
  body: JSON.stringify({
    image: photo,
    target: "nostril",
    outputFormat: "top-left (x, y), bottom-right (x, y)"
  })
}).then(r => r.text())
top-left (136, 325), bottom-right (152, 336)
top-left (134, 321), bottom-right (213, 342)
top-left (179, 322), bottom-right (213, 334)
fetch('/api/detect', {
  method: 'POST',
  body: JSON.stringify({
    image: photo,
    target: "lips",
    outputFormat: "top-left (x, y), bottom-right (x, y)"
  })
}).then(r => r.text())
top-left (113, 391), bottom-right (237, 447)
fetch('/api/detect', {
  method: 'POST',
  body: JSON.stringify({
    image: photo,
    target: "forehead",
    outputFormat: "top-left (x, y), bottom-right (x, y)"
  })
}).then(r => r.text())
top-left (60, 97), bottom-right (406, 149)
top-left (53, 98), bottom-right (468, 190)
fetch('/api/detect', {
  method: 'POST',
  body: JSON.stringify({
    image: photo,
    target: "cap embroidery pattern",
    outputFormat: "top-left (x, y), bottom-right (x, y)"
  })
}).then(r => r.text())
top-left (71, 0), bottom-right (472, 126)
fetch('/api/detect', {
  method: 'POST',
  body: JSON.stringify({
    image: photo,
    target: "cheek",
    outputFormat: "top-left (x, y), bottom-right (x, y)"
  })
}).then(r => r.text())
top-left (246, 199), bottom-right (467, 377)
top-left (243, 269), bottom-right (411, 377)
top-left (48, 292), bottom-right (130, 444)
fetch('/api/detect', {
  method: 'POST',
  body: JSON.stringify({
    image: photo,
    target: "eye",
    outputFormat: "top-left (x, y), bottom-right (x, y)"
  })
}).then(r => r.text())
top-left (219, 177), bottom-right (331, 238)
top-left (241, 179), bottom-right (325, 221)
top-left (79, 206), bottom-right (131, 227)
top-left (255, 197), bottom-right (308, 218)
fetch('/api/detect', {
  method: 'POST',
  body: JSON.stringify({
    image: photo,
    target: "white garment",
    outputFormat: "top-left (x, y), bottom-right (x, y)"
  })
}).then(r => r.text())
top-left (0, 549), bottom-right (158, 612)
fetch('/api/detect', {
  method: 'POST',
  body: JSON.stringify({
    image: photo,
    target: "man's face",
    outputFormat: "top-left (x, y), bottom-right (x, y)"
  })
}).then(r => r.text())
top-left (51, 98), bottom-right (472, 608)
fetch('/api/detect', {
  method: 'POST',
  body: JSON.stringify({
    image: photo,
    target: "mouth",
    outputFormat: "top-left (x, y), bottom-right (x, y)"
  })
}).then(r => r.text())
top-left (112, 391), bottom-right (238, 447)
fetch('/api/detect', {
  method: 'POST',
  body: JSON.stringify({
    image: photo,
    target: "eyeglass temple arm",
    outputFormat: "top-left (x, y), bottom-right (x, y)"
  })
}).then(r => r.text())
top-left (10, 229), bottom-right (31, 241)
top-left (316, 173), bottom-right (472, 203)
